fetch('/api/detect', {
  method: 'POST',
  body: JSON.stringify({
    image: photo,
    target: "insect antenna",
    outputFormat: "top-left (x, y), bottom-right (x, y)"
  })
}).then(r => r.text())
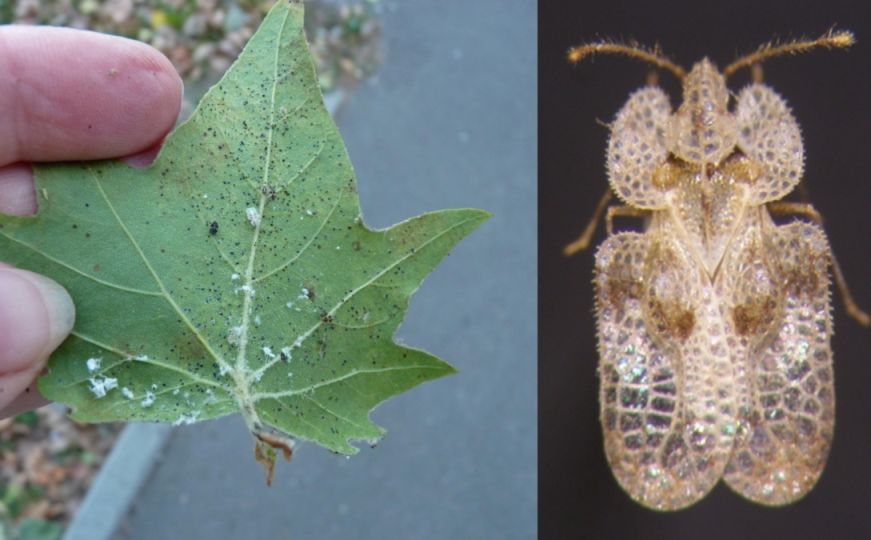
top-left (723, 29), bottom-right (855, 79)
top-left (567, 40), bottom-right (686, 80)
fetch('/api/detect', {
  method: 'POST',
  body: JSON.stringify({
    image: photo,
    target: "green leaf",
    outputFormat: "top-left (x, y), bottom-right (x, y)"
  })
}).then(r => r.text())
top-left (0, 1), bottom-right (487, 481)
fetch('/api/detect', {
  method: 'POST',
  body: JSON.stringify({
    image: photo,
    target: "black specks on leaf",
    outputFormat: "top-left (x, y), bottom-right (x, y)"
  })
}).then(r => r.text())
top-left (209, 221), bottom-right (219, 235)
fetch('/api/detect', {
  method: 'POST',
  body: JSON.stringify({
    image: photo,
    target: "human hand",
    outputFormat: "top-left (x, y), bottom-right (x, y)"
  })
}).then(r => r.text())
top-left (0, 26), bottom-right (182, 417)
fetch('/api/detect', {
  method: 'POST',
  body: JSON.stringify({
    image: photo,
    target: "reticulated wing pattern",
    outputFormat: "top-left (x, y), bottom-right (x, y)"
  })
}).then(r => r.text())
top-left (724, 221), bottom-right (834, 505)
top-left (595, 232), bottom-right (734, 510)
top-left (735, 84), bottom-right (804, 204)
top-left (606, 88), bottom-right (671, 209)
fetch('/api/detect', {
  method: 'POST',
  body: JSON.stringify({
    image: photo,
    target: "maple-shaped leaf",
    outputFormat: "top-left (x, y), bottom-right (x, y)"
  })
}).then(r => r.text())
top-left (0, 0), bottom-right (488, 482)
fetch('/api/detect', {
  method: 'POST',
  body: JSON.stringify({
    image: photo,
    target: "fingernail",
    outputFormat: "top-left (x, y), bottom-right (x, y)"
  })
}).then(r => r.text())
top-left (0, 268), bottom-right (75, 372)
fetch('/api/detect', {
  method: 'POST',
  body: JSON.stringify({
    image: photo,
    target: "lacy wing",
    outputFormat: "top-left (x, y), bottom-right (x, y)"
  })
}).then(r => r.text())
top-left (724, 221), bottom-right (834, 505)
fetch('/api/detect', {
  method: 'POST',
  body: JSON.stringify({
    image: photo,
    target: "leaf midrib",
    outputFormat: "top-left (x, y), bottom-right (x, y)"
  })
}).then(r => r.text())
top-left (233, 5), bottom-right (292, 399)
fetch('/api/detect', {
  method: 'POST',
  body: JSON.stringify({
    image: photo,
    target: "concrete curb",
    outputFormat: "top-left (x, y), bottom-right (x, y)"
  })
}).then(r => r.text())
top-left (62, 424), bottom-right (173, 540)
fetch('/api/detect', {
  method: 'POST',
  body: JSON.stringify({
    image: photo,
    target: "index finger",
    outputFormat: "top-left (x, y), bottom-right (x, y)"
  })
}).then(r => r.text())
top-left (0, 25), bottom-right (182, 166)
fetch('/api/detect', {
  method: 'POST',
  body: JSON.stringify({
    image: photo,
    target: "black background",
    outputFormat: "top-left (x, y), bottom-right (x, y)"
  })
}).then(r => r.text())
top-left (540, 1), bottom-right (871, 538)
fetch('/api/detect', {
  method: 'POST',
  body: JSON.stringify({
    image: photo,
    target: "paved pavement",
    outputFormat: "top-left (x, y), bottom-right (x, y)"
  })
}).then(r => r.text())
top-left (119, 1), bottom-right (536, 539)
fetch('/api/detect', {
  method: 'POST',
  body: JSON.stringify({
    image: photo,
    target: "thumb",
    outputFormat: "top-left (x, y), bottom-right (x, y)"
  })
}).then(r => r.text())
top-left (0, 266), bottom-right (75, 416)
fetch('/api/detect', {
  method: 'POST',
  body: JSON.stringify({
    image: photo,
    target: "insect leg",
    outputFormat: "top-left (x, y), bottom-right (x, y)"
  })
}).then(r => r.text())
top-left (767, 201), bottom-right (823, 221)
top-left (768, 201), bottom-right (871, 326)
top-left (563, 191), bottom-right (650, 256)
top-left (824, 248), bottom-right (868, 325)
top-left (562, 189), bottom-right (612, 256)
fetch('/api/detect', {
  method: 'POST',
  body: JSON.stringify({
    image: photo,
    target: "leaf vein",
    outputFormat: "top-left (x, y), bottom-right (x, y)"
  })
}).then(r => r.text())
top-left (0, 230), bottom-right (163, 296)
top-left (268, 396), bottom-right (333, 442)
top-left (66, 331), bottom-right (225, 390)
top-left (251, 364), bottom-right (446, 400)
top-left (254, 181), bottom-right (342, 283)
top-left (301, 394), bottom-right (371, 432)
top-left (83, 169), bottom-right (234, 375)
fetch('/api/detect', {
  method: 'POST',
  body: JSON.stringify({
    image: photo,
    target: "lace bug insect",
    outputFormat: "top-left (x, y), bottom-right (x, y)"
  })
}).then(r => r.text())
top-left (564, 30), bottom-right (869, 510)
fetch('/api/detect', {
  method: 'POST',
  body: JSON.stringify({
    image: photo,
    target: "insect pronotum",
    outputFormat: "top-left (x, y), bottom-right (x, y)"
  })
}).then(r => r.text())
top-left (564, 30), bottom-right (869, 510)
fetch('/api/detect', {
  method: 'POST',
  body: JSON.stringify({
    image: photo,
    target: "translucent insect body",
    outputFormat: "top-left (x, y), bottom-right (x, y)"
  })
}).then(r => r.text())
top-left (566, 31), bottom-right (867, 510)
